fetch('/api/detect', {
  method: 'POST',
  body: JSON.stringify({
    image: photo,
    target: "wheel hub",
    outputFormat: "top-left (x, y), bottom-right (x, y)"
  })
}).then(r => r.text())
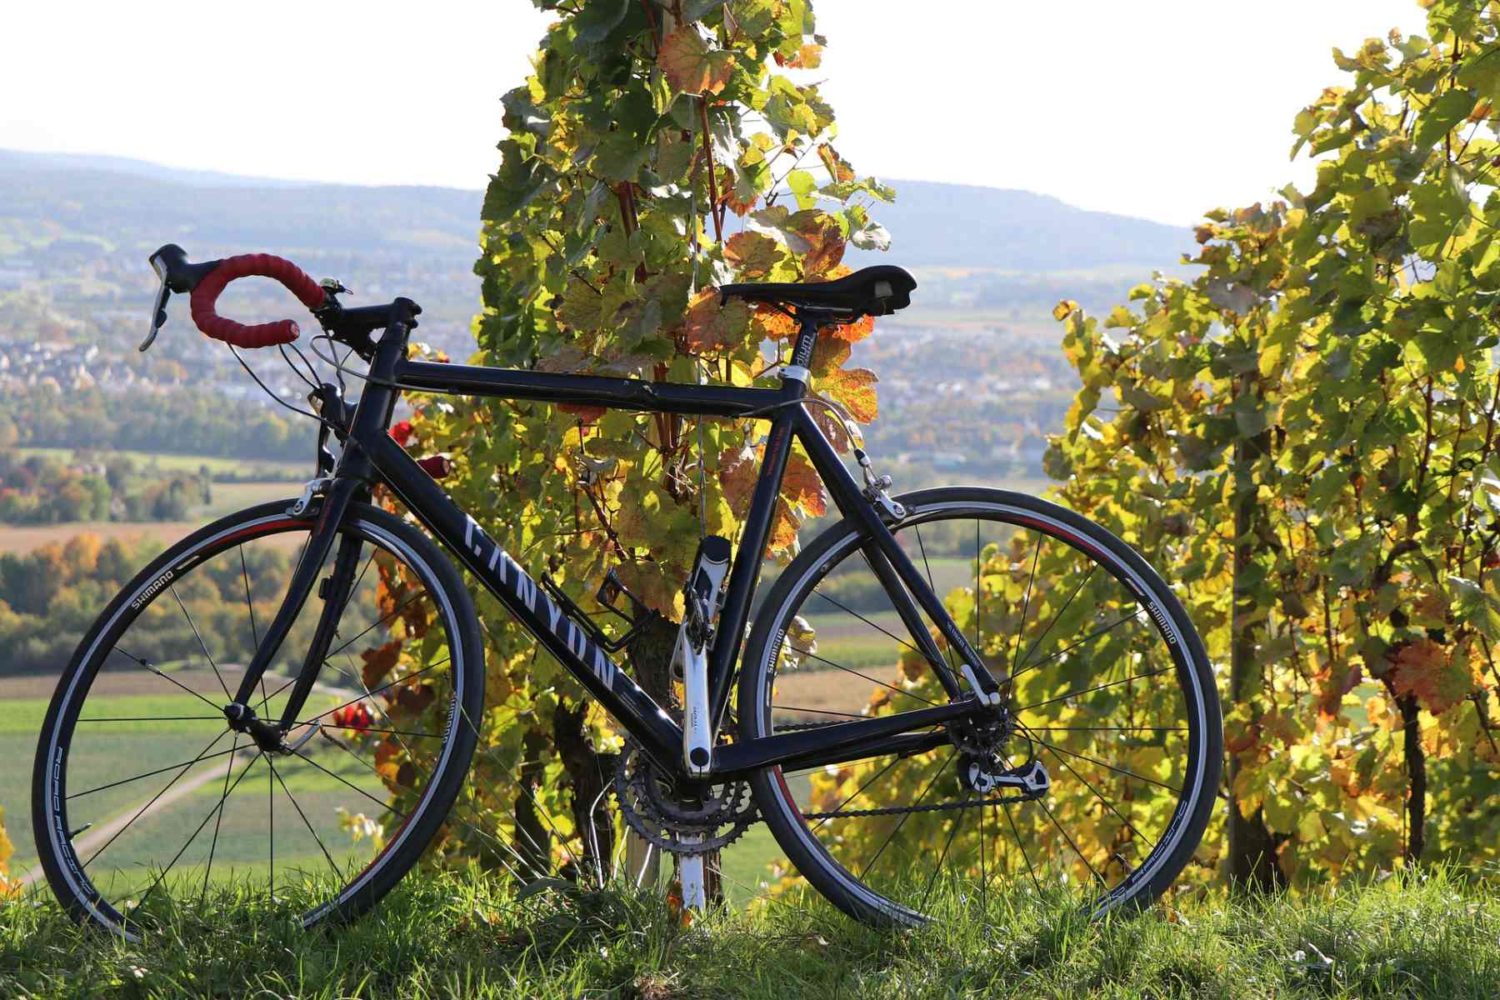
top-left (223, 702), bottom-right (292, 754)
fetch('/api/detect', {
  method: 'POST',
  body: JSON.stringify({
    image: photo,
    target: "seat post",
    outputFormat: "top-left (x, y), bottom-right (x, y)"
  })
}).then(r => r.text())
top-left (788, 311), bottom-right (828, 373)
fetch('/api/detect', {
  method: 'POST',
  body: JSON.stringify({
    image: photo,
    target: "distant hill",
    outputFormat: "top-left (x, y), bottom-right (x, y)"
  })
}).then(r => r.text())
top-left (0, 148), bottom-right (1188, 275)
top-left (856, 179), bottom-right (1189, 272)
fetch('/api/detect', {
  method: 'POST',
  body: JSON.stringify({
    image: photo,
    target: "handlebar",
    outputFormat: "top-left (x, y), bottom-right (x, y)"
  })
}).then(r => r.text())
top-left (149, 244), bottom-right (326, 349)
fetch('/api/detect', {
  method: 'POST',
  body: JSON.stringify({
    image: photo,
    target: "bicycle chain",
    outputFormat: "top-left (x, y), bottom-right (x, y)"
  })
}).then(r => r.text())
top-left (801, 792), bottom-right (1033, 820)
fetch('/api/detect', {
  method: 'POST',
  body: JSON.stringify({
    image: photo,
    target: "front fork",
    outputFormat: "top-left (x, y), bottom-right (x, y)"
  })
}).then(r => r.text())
top-left (224, 475), bottom-right (366, 751)
top-left (225, 301), bottom-right (413, 749)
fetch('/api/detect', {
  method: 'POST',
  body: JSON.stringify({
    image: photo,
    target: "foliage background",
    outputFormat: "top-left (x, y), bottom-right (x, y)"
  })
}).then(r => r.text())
top-left (379, 0), bottom-right (894, 879)
top-left (1038, 0), bottom-right (1500, 885)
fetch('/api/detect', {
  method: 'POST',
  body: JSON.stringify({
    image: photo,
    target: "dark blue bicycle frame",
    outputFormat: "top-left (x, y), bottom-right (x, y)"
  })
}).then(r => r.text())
top-left (230, 300), bottom-right (999, 781)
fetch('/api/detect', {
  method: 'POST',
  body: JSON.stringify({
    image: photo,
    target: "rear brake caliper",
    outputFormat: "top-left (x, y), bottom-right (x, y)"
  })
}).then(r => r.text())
top-left (855, 447), bottom-right (906, 522)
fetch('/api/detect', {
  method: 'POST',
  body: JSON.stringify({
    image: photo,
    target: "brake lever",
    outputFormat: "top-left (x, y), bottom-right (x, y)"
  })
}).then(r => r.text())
top-left (139, 249), bottom-right (177, 353)
top-left (139, 293), bottom-right (169, 352)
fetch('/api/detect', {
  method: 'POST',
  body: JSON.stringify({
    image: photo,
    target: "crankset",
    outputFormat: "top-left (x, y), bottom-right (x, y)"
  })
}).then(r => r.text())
top-left (614, 740), bottom-right (757, 855)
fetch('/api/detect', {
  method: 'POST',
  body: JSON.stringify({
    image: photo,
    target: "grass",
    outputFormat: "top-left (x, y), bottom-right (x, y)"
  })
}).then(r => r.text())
top-left (2, 866), bottom-right (1498, 998)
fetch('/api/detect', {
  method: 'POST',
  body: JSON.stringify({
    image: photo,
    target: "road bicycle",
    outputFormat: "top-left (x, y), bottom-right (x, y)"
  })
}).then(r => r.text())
top-left (32, 245), bottom-right (1222, 938)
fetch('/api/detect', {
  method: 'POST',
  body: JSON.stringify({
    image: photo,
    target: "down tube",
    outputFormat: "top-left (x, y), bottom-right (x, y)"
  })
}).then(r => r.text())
top-left (367, 433), bottom-right (683, 764)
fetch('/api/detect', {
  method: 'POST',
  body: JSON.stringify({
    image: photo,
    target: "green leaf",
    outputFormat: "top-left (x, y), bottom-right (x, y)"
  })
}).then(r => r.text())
top-left (573, 0), bottom-right (629, 45)
top-left (786, 169), bottom-right (817, 210)
top-left (1413, 88), bottom-right (1479, 151)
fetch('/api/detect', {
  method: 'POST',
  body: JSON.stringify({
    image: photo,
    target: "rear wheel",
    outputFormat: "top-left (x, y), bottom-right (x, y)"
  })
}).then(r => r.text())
top-left (31, 500), bottom-right (484, 938)
top-left (739, 488), bottom-right (1221, 925)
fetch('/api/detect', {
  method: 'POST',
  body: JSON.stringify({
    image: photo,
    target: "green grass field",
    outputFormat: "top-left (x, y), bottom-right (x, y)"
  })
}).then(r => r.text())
top-left (3, 864), bottom-right (1497, 998)
top-left (1, 674), bottom-right (795, 912)
top-left (1, 678), bottom-right (357, 884)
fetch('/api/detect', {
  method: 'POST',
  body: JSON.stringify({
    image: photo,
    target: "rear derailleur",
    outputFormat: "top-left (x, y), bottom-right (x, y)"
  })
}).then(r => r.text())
top-left (951, 710), bottom-right (1050, 800)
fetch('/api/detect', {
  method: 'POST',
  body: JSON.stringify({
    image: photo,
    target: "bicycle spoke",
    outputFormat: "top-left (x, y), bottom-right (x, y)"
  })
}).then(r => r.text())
top-left (770, 704), bottom-right (868, 720)
top-left (290, 747), bottom-right (409, 820)
top-left (200, 734), bottom-right (241, 903)
top-left (1032, 793), bottom-right (1108, 888)
top-left (1026, 733), bottom-right (1181, 794)
top-left (1010, 531), bottom-right (1042, 677)
top-left (913, 524), bottom-right (957, 671)
top-left (1017, 564), bottom-right (1096, 673)
top-left (919, 806), bottom-right (965, 913)
top-left (974, 520), bottom-right (982, 656)
top-left (131, 749), bottom-right (263, 916)
top-left (786, 645), bottom-right (935, 706)
top-left (1012, 608), bottom-right (1145, 683)
top-left (811, 591), bottom-right (920, 656)
top-left (1025, 724), bottom-right (1187, 734)
top-left (268, 758), bottom-right (344, 882)
top-left (171, 584), bottom-right (233, 702)
top-left (1000, 800), bottom-right (1043, 895)
top-left (300, 658), bottom-right (450, 726)
top-left (1017, 665), bottom-right (1172, 714)
top-left (76, 716), bottom-right (224, 723)
top-left (325, 590), bottom-right (430, 663)
top-left (1028, 732), bottom-right (1158, 849)
top-left (82, 728), bottom-right (232, 869)
top-left (112, 646), bottom-right (225, 715)
top-left (68, 744), bottom-right (242, 800)
top-left (857, 750), bottom-right (952, 880)
top-left (239, 545), bottom-right (272, 716)
top-left (808, 753), bottom-right (908, 834)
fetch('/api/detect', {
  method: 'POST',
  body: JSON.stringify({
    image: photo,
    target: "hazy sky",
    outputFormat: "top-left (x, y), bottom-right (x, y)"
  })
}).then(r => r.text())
top-left (4, 1), bottom-right (1426, 225)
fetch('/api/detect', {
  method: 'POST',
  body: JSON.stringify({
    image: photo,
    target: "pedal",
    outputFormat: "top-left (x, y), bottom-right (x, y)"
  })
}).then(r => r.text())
top-left (677, 536), bottom-right (731, 778)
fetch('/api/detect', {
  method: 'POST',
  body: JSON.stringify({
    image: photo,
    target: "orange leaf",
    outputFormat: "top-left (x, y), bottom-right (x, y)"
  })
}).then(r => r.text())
top-left (753, 304), bottom-right (797, 341)
top-left (683, 290), bottom-right (752, 352)
top-left (782, 453), bottom-right (826, 517)
top-left (816, 143), bottom-right (855, 183)
top-left (821, 367), bottom-right (879, 423)
top-left (788, 211), bottom-right (845, 276)
top-left (658, 27), bottom-right (735, 95)
top-left (361, 639), bottom-right (403, 690)
top-left (1390, 638), bottom-right (1471, 714)
top-left (724, 231), bottom-right (783, 278)
top-left (719, 444), bottom-right (761, 516)
top-left (826, 313), bottom-right (874, 343)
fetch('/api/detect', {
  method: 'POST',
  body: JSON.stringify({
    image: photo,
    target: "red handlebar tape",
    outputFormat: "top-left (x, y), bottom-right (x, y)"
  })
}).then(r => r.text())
top-left (189, 253), bottom-right (326, 348)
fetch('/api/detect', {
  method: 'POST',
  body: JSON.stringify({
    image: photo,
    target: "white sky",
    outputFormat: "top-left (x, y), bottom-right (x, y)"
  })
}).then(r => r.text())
top-left (3, 1), bottom-right (1426, 225)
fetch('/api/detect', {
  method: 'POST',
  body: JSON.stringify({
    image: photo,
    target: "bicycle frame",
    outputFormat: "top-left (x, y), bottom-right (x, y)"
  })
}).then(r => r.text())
top-left (230, 300), bottom-right (1000, 781)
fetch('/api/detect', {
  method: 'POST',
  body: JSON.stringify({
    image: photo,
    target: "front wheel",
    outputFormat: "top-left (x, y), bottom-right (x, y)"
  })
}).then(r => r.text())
top-left (31, 500), bottom-right (484, 938)
top-left (739, 488), bottom-right (1221, 926)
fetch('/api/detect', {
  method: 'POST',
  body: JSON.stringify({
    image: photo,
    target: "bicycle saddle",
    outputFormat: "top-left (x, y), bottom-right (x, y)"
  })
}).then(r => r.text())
top-left (719, 264), bottom-right (916, 318)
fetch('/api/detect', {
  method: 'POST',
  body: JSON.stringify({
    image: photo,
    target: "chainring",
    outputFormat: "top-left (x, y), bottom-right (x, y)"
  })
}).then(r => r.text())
top-left (613, 740), bottom-right (758, 855)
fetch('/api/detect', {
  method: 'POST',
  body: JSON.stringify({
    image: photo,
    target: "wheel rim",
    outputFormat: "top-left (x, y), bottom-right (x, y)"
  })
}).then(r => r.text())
top-left (38, 512), bottom-right (470, 935)
top-left (750, 497), bottom-right (1212, 921)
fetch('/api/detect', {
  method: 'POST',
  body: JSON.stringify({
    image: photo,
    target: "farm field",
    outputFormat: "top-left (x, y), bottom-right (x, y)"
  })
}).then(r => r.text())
top-left (15, 447), bottom-right (305, 481)
top-left (0, 481), bottom-right (304, 554)
top-left (0, 669), bottom-right (354, 882)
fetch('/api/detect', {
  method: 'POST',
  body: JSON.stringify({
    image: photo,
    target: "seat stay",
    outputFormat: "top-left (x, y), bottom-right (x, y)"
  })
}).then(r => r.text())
top-left (795, 410), bottom-right (1001, 703)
